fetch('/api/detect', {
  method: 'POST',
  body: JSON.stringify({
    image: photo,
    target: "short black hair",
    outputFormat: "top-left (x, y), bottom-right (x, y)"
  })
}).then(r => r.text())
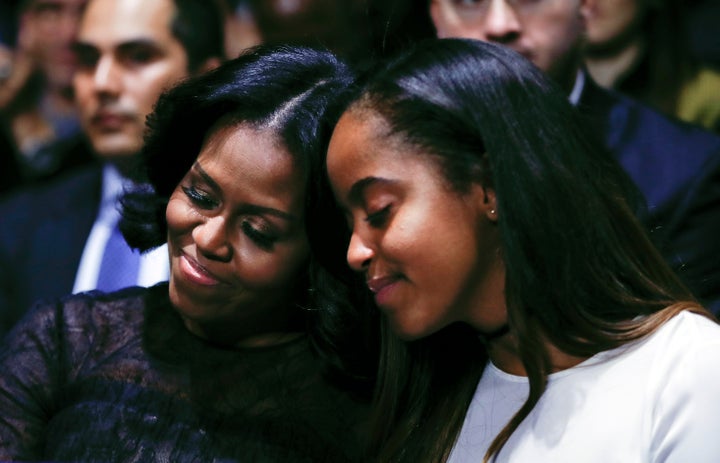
top-left (120, 43), bottom-right (372, 387)
top-left (121, 44), bottom-right (352, 254)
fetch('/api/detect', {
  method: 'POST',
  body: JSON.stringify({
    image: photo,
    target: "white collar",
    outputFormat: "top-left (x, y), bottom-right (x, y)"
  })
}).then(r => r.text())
top-left (99, 163), bottom-right (133, 224)
top-left (568, 69), bottom-right (585, 106)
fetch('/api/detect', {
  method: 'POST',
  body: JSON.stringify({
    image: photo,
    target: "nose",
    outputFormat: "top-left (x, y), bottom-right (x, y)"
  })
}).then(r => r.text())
top-left (192, 216), bottom-right (233, 262)
top-left (346, 231), bottom-right (374, 272)
top-left (92, 56), bottom-right (121, 97)
top-left (483, 0), bottom-right (521, 43)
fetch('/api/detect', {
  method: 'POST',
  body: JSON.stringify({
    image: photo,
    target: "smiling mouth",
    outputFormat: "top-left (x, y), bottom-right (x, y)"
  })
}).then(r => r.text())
top-left (179, 254), bottom-right (224, 287)
top-left (367, 275), bottom-right (399, 294)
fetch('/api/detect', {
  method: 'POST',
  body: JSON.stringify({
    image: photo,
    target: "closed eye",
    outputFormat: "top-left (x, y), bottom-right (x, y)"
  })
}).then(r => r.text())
top-left (241, 221), bottom-right (277, 250)
top-left (182, 185), bottom-right (218, 209)
top-left (72, 43), bottom-right (99, 70)
top-left (116, 41), bottom-right (163, 68)
top-left (364, 205), bottom-right (391, 228)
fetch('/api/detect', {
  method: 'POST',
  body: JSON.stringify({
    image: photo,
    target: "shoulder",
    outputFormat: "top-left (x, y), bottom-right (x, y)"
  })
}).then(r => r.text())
top-left (649, 311), bottom-right (720, 355)
top-left (581, 76), bottom-right (720, 158)
top-left (640, 311), bottom-right (720, 390)
top-left (580, 77), bottom-right (720, 208)
top-left (0, 163), bottom-right (103, 248)
top-left (0, 163), bottom-right (103, 217)
top-left (4, 286), bottom-right (155, 358)
top-left (643, 312), bottom-right (720, 461)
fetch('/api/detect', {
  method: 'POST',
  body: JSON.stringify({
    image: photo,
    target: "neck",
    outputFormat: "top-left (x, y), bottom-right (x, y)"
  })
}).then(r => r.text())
top-left (486, 331), bottom-right (589, 377)
top-left (181, 300), bottom-right (306, 349)
top-left (107, 156), bottom-right (140, 179)
top-left (487, 332), bottom-right (526, 375)
top-left (585, 37), bottom-right (644, 88)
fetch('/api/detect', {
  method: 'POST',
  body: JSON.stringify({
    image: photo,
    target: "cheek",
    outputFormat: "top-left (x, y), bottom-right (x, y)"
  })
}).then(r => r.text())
top-left (131, 65), bottom-right (188, 111)
top-left (537, 8), bottom-right (583, 45)
top-left (382, 207), bottom-right (440, 267)
top-left (165, 195), bottom-right (194, 241)
top-left (73, 76), bottom-right (93, 110)
top-left (385, 197), bottom-right (482, 283)
top-left (236, 242), bottom-right (310, 290)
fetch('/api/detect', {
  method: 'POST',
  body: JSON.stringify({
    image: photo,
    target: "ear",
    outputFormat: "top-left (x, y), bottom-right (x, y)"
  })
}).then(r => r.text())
top-left (481, 185), bottom-right (498, 223)
top-left (194, 57), bottom-right (223, 75)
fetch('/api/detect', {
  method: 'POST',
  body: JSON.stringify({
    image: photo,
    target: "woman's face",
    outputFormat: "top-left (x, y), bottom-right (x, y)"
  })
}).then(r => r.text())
top-left (166, 123), bottom-right (310, 343)
top-left (327, 110), bottom-right (507, 340)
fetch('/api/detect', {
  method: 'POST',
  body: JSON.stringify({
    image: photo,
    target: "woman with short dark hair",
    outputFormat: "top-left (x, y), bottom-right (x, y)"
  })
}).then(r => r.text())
top-left (0, 44), bottom-right (371, 462)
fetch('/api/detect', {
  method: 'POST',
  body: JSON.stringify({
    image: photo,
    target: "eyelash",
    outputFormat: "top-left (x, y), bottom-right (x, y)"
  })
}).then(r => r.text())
top-left (241, 221), bottom-right (277, 249)
top-left (122, 49), bottom-right (155, 66)
top-left (182, 185), bottom-right (217, 209)
top-left (364, 205), bottom-right (391, 227)
top-left (183, 185), bottom-right (277, 249)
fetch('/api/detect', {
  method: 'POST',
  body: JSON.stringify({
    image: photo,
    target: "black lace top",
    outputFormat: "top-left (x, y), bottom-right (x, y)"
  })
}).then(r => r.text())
top-left (0, 284), bottom-right (369, 462)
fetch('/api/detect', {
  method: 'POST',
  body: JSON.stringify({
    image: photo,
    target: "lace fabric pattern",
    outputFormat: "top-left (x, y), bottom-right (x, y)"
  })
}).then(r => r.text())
top-left (0, 284), bottom-right (368, 462)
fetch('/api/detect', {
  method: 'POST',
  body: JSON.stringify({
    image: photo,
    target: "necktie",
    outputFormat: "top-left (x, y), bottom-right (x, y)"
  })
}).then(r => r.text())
top-left (96, 222), bottom-right (140, 292)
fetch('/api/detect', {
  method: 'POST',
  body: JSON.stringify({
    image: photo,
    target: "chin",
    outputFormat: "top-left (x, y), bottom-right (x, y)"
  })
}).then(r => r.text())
top-left (168, 285), bottom-right (209, 324)
top-left (387, 314), bottom-right (442, 342)
top-left (91, 138), bottom-right (142, 160)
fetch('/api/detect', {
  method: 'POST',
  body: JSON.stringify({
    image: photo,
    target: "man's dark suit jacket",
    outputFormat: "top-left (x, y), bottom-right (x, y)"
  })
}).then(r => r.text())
top-left (0, 161), bottom-right (103, 337)
top-left (579, 76), bottom-right (720, 314)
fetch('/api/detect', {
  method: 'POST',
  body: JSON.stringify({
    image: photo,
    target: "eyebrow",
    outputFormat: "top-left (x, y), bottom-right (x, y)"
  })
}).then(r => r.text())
top-left (346, 176), bottom-right (396, 206)
top-left (72, 38), bottom-right (162, 54)
top-left (116, 39), bottom-right (163, 54)
top-left (193, 162), bottom-right (299, 222)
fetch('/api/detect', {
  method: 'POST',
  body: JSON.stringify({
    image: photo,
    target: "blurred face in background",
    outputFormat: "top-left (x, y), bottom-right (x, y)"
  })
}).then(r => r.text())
top-left (72, 0), bottom-right (190, 160)
top-left (19, 0), bottom-right (86, 90)
top-left (429, 0), bottom-right (587, 91)
top-left (584, 0), bottom-right (644, 52)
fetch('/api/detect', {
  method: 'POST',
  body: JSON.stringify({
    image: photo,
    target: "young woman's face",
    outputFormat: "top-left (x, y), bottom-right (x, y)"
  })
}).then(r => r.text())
top-left (327, 110), bottom-right (507, 340)
top-left (166, 123), bottom-right (310, 343)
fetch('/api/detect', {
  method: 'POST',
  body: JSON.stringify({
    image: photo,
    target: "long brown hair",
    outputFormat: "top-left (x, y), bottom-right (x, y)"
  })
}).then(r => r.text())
top-left (346, 38), bottom-right (713, 462)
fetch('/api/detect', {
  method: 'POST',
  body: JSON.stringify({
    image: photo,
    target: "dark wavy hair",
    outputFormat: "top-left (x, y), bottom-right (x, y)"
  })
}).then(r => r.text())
top-left (121, 44), bottom-right (376, 394)
top-left (342, 38), bottom-right (710, 462)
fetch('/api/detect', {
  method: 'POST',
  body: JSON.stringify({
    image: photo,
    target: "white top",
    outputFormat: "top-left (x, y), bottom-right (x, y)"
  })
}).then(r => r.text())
top-left (73, 164), bottom-right (169, 293)
top-left (449, 311), bottom-right (720, 463)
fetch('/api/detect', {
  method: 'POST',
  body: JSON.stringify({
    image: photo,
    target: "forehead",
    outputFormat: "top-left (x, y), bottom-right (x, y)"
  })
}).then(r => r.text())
top-left (78, 0), bottom-right (176, 46)
top-left (328, 109), bottom-right (390, 169)
top-left (328, 109), bottom-right (426, 189)
top-left (198, 124), bottom-right (305, 204)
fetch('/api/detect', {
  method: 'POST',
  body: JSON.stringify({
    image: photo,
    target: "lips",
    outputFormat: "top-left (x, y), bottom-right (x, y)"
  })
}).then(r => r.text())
top-left (367, 275), bottom-right (399, 294)
top-left (178, 253), bottom-right (225, 287)
top-left (366, 274), bottom-right (403, 307)
top-left (90, 111), bottom-right (133, 131)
